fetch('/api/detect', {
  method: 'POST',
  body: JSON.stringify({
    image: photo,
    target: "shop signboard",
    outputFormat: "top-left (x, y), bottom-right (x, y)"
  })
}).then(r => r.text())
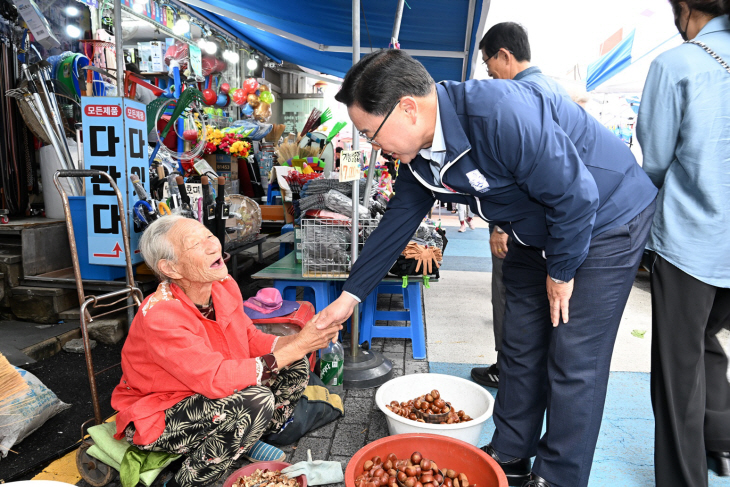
top-left (81, 97), bottom-right (149, 267)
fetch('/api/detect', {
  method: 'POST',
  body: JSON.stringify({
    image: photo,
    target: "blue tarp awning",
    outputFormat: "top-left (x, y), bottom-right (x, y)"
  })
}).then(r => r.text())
top-left (182, 0), bottom-right (490, 82)
top-left (586, 29), bottom-right (635, 92)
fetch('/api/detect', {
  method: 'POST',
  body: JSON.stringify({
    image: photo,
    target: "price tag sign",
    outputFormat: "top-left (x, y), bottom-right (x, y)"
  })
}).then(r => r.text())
top-left (339, 150), bottom-right (361, 182)
top-left (189, 44), bottom-right (202, 78)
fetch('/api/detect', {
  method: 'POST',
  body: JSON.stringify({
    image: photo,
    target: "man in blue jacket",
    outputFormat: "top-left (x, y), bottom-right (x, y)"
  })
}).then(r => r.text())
top-left (315, 49), bottom-right (656, 487)
top-left (471, 21), bottom-right (576, 392)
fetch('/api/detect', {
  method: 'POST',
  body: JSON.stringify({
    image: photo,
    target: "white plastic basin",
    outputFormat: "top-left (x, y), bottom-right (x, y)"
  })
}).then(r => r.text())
top-left (375, 373), bottom-right (494, 446)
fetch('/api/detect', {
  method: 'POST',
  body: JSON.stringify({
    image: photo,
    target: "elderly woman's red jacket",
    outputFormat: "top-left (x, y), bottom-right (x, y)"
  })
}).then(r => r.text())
top-left (112, 275), bottom-right (276, 445)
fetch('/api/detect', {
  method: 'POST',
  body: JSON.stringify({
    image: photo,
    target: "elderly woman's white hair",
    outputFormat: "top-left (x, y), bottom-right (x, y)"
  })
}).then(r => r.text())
top-left (139, 215), bottom-right (186, 280)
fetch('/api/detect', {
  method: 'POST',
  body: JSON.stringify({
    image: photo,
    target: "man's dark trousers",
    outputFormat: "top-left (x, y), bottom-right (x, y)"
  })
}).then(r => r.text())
top-left (651, 254), bottom-right (730, 487)
top-left (491, 201), bottom-right (655, 487)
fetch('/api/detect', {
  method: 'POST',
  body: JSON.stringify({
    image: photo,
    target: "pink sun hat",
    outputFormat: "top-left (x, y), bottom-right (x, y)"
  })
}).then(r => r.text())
top-left (243, 288), bottom-right (300, 319)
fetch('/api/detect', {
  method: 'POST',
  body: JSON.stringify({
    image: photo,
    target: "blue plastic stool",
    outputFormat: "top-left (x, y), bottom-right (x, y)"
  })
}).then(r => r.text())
top-left (274, 280), bottom-right (332, 314)
top-left (266, 186), bottom-right (282, 205)
top-left (360, 282), bottom-right (426, 359)
top-left (279, 223), bottom-right (294, 258)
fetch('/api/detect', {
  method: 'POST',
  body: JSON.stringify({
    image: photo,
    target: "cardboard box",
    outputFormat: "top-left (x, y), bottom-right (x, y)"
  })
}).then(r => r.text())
top-left (14, 0), bottom-right (60, 49)
top-left (206, 154), bottom-right (239, 182)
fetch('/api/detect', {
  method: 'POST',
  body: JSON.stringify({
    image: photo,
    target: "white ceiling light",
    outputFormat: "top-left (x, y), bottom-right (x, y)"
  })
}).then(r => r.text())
top-left (132, 2), bottom-right (144, 13)
top-left (172, 18), bottom-right (190, 36)
top-left (65, 6), bottom-right (80, 17)
top-left (66, 25), bottom-right (82, 38)
top-left (204, 39), bottom-right (217, 54)
top-left (247, 58), bottom-right (258, 70)
top-left (223, 49), bottom-right (239, 63)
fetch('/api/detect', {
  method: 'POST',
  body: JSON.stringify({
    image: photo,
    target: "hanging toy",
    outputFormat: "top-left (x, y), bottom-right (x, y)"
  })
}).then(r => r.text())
top-left (182, 112), bottom-right (198, 142)
top-left (220, 82), bottom-right (230, 94)
top-left (254, 101), bottom-right (271, 122)
top-left (241, 103), bottom-right (254, 117)
top-left (202, 75), bottom-right (217, 106)
top-left (215, 92), bottom-right (230, 108)
top-left (247, 92), bottom-right (260, 108)
top-left (232, 89), bottom-right (247, 106)
top-left (259, 91), bottom-right (274, 104)
top-left (243, 77), bottom-right (259, 93)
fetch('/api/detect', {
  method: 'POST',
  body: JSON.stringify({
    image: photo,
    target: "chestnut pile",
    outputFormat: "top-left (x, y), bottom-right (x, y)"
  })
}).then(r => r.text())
top-left (386, 389), bottom-right (473, 424)
top-left (354, 451), bottom-right (474, 487)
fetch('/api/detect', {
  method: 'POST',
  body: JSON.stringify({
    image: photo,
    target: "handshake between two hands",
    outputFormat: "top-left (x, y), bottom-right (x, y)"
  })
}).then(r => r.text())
top-left (309, 293), bottom-right (360, 338)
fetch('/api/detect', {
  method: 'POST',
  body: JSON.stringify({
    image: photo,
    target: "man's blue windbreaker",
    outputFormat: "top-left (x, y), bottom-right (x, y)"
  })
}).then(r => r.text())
top-left (342, 80), bottom-right (657, 300)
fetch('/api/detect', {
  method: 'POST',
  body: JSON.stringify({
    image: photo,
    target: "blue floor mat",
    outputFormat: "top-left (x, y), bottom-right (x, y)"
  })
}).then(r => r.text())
top-left (428, 362), bottom-right (730, 486)
top-left (440, 227), bottom-right (492, 272)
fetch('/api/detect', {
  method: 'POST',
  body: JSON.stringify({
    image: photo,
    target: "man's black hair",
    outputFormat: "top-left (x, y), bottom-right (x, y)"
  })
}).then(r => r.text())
top-left (334, 49), bottom-right (434, 115)
top-left (479, 22), bottom-right (531, 62)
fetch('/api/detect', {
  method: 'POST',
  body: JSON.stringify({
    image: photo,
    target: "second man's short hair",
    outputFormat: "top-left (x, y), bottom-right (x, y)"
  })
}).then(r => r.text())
top-left (479, 22), bottom-right (531, 62)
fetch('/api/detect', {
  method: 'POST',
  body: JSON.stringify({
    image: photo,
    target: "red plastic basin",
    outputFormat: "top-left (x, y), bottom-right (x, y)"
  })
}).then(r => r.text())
top-left (345, 433), bottom-right (508, 487)
top-left (222, 461), bottom-right (307, 487)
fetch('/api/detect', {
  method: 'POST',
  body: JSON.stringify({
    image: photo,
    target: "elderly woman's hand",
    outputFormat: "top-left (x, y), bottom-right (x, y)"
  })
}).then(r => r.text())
top-left (298, 318), bottom-right (343, 352)
top-left (273, 320), bottom-right (342, 368)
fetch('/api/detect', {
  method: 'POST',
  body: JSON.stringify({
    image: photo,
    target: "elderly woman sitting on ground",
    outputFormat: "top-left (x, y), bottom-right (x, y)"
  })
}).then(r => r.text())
top-left (112, 215), bottom-right (341, 487)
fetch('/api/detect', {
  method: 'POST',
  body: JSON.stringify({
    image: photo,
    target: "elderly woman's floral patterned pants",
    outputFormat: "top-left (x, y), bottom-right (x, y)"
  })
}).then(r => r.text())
top-left (125, 358), bottom-right (309, 487)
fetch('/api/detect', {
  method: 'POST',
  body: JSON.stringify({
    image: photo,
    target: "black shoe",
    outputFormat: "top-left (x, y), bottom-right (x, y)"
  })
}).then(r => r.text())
top-left (481, 443), bottom-right (531, 486)
top-left (708, 451), bottom-right (730, 476)
top-left (521, 473), bottom-right (551, 487)
top-left (471, 364), bottom-right (499, 388)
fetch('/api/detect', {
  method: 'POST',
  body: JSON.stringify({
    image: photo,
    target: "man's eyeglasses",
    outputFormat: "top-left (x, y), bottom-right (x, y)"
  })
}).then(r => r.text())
top-left (359, 99), bottom-right (400, 144)
top-left (482, 48), bottom-right (514, 64)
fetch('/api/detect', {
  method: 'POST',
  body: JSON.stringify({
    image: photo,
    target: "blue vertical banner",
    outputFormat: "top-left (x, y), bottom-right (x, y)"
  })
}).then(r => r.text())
top-left (123, 99), bottom-right (149, 265)
top-left (81, 97), bottom-right (149, 267)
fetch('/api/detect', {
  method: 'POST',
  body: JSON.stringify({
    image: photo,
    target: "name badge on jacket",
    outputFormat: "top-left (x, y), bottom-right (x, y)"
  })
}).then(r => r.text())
top-left (467, 169), bottom-right (490, 193)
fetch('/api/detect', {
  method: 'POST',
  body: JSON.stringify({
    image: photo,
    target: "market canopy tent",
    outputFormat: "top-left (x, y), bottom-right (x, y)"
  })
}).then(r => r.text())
top-left (586, 5), bottom-right (681, 94)
top-left (182, 0), bottom-right (490, 82)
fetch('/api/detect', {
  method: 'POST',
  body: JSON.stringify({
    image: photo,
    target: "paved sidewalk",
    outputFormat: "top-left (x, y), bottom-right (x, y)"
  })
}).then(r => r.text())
top-left (429, 212), bottom-right (730, 486)
top-left (37, 211), bottom-right (730, 487)
top-left (63, 296), bottom-right (425, 487)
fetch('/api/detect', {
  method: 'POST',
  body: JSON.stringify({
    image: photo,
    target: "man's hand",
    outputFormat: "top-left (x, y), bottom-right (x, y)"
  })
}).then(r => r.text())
top-left (490, 229), bottom-right (509, 259)
top-left (546, 277), bottom-right (574, 327)
top-left (296, 319), bottom-right (342, 353)
top-left (312, 294), bottom-right (359, 341)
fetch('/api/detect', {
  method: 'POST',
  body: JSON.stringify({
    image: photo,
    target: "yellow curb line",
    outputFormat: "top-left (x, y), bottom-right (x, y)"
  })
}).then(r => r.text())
top-left (32, 415), bottom-right (117, 484)
top-left (31, 449), bottom-right (82, 484)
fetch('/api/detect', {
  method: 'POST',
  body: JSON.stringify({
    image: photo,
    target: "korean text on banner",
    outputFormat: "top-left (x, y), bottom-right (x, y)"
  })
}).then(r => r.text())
top-left (81, 97), bottom-right (149, 267)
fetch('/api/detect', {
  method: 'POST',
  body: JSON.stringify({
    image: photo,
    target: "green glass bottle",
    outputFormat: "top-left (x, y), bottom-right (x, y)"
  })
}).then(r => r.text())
top-left (320, 340), bottom-right (344, 395)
